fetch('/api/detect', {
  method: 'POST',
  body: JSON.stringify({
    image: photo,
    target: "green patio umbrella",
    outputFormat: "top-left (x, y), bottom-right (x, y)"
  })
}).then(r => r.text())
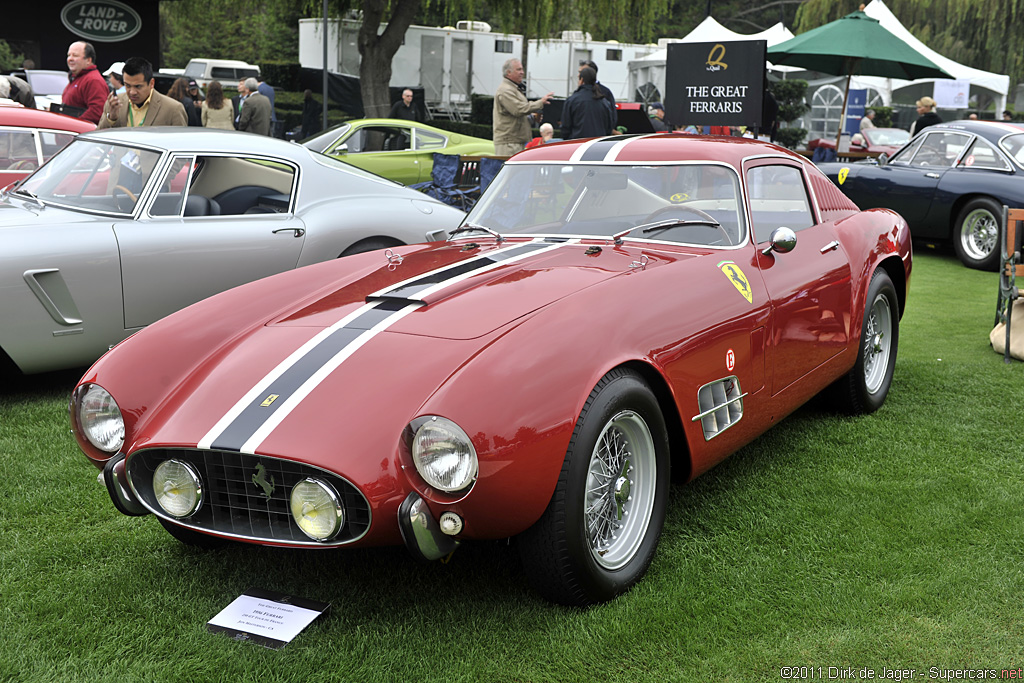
top-left (767, 8), bottom-right (953, 148)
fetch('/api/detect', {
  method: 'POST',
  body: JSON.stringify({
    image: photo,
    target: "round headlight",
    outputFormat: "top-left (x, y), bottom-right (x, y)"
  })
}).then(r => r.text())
top-left (153, 459), bottom-right (203, 518)
top-left (411, 416), bottom-right (478, 493)
top-left (76, 384), bottom-right (124, 453)
top-left (291, 478), bottom-right (344, 541)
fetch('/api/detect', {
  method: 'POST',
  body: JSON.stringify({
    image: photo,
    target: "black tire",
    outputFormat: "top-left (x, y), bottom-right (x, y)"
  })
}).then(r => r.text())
top-left (340, 237), bottom-right (402, 257)
top-left (158, 517), bottom-right (228, 550)
top-left (832, 269), bottom-right (899, 414)
top-left (517, 368), bottom-right (670, 606)
top-left (953, 198), bottom-right (1002, 271)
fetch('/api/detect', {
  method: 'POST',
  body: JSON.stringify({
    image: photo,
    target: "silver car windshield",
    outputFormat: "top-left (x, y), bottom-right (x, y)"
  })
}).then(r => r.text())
top-left (465, 163), bottom-right (747, 247)
top-left (15, 139), bottom-right (163, 216)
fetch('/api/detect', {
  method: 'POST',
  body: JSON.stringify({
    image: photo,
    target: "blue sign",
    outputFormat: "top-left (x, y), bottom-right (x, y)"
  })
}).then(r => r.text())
top-left (844, 89), bottom-right (867, 136)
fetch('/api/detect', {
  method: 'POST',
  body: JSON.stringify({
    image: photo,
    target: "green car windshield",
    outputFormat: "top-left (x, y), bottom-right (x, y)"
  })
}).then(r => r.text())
top-left (14, 138), bottom-right (162, 216)
top-left (464, 163), bottom-right (748, 247)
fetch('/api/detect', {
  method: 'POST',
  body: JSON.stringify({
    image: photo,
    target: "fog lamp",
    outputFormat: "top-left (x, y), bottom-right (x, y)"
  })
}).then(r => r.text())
top-left (411, 416), bottom-right (478, 493)
top-left (290, 478), bottom-right (344, 541)
top-left (153, 459), bottom-right (203, 518)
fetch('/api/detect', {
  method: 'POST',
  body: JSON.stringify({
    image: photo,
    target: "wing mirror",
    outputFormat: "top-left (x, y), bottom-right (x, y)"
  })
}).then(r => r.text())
top-left (876, 152), bottom-right (888, 166)
top-left (761, 227), bottom-right (797, 256)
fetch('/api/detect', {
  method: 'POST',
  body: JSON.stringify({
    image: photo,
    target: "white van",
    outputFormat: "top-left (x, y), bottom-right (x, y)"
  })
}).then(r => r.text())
top-left (183, 59), bottom-right (260, 88)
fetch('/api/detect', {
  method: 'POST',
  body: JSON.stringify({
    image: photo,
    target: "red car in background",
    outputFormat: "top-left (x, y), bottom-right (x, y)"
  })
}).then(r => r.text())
top-left (0, 103), bottom-right (94, 188)
top-left (73, 134), bottom-right (912, 606)
top-left (808, 127), bottom-right (911, 156)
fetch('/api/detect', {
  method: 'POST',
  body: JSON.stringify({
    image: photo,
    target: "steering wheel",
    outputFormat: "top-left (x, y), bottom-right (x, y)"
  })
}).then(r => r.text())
top-left (112, 184), bottom-right (138, 212)
top-left (641, 204), bottom-right (733, 245)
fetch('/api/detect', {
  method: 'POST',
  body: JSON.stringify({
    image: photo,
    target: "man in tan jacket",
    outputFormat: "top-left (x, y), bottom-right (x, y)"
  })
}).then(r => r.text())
top-left (98, 57), bottom-right (187, 129)
top-left (492, 59), bottom-right (552, 157)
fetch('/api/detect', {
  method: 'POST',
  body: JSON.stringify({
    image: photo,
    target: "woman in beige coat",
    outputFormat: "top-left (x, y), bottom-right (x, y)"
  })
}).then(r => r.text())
top-left (201, 81), bottom-right (235, 130)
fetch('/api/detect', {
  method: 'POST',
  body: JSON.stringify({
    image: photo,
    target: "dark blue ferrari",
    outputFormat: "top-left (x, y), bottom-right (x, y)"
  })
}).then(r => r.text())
top-left (818, 120), bottom-right (1024, 270)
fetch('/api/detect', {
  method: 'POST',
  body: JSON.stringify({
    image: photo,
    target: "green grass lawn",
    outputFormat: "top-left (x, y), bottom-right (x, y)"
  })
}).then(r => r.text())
top-left (1, 247), bottom-right (1022, 682)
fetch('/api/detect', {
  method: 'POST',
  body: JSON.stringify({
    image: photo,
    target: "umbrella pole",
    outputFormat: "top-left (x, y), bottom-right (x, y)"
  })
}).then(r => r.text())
top-left (836, 74), bottom-right (852, 153)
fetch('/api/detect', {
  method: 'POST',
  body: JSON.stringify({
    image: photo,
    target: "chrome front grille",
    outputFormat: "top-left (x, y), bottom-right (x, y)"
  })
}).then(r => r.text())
top-left (126, 448), bottom-right (371, 545)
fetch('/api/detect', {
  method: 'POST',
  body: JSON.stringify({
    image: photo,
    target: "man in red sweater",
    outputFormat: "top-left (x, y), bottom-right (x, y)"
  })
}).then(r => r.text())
top-left (62, 41), bottom-right (108, 124)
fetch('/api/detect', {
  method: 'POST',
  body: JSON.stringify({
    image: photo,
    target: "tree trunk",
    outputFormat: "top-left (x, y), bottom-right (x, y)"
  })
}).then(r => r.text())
top-left (358, 0), bottom-right (421, 118)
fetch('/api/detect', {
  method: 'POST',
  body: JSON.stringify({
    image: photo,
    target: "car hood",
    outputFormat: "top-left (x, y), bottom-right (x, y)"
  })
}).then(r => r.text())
top-left (268, 237), bottom-right (681, 340)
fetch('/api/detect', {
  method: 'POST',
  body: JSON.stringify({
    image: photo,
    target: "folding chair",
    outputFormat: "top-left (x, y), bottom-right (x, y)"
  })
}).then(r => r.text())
top-left (994, 205), bottom-right (1024, 363)
top-left (409, 153), bottom-right (473, 211)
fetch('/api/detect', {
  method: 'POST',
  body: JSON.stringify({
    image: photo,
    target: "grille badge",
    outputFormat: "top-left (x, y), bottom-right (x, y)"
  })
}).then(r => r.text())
top-left (252, 462), bottom-right (276, 499)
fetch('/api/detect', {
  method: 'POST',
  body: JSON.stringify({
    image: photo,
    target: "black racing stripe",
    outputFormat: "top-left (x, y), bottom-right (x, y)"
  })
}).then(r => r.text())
top-left (379, 241), bottom-right (553, 299)
top-left (579, 138), bottom-right (627, 161)
top-left (210, 301), bottom-right (416, 452)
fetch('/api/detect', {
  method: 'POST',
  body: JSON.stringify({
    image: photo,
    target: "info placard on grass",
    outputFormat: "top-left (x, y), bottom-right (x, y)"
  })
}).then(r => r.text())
top-left (207, 588), bottom-right (330, 649)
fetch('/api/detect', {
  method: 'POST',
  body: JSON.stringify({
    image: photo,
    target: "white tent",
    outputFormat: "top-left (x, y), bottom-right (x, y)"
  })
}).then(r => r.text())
top-left (863, 0), bottom-right (1009, 113)
top-left (627, 17), bottom-right (796, 103)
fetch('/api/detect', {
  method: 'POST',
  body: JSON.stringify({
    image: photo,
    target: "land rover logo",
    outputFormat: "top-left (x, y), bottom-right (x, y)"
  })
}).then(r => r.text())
top-left (61, 0), bottom-right (142, 43)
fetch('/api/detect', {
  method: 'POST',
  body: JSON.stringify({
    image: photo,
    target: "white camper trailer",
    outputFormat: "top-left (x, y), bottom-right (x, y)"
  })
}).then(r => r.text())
top-left (527, 32), bottom-right (657, 100)
top-left (299, 18), bottom-right (523, 118)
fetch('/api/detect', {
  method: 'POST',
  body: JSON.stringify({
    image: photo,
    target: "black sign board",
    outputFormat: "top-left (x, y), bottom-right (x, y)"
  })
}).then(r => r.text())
top-left (664, 41), bottom-right (765, 129)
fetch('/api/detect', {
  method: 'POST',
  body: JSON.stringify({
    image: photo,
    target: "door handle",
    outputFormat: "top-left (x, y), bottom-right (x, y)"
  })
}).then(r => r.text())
top-left (925, 172), bottom-right (940, 179)
top-left (820, 240), bottom-right (840, 254)
top-left (272, 228), bottom-right (305, 238)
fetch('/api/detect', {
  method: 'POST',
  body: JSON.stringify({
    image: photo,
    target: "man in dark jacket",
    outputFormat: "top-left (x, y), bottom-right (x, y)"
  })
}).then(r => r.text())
top-left (389, 89), bottom-right (424, 122)
top-left (579, 60), bottom-right (617, 129)
top-left (560, 67), bottom-right (614, 140)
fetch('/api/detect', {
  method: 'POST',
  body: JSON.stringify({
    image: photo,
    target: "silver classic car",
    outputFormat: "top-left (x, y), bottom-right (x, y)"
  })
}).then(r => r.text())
top-left (0, 128), bottom-right (465, 375)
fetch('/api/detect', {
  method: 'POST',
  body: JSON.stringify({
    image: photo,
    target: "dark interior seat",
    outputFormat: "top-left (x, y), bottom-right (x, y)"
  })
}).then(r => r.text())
top-left (184, 195), bottom-right (221, 217)
top-left (213, 185), bottom-right (279, 215)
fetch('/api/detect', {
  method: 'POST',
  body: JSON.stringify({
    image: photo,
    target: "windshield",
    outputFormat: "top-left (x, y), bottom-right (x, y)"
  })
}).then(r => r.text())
top-left (464, 163), bottom-right (747, 247)
top-left (999, 133), bottom-right (1024, 170)
top-left (15, 138), bottom-right (163, 216)
top-left (301, 123), bottom-right (351, 152)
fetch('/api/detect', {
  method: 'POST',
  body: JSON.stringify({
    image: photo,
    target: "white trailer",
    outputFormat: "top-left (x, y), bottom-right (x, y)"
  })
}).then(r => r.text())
top-left (298, 18), bottom-right (523, 117)
top-left (526, 32), bottom-right (657, 100)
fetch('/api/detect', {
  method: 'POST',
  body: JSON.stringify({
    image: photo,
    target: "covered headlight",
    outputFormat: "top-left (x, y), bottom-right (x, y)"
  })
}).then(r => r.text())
top-left (290, 478), bottom-right (344, 541)
top-left (411, 416), bottom-right (478, 493)
top-left (75, 384), bottom-right (124, 453)
top-left (153, 459), bottom-right (203, 518)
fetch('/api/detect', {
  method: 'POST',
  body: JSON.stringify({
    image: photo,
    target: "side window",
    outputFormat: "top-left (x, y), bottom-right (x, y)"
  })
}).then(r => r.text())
top-left (39, 132), bottom-right (76, 163)
top-left (908, 132), bottom-right (969, 167)
top-left (347, 126), bottom-right (411, 153)
top-left (958, 137), bottom-right (1011, 171)
top-left (211, 67), bottom-right (234, 80)
top-left (747, 165), bottom-right (816, 243)
top-left (0, 130), bottom-right (39, 171)
top-left (149, 156), bottom-right (195, 217)
top-left (890, 136), bottom-right (924, 166)
top-left (415, 128), bottom-right (446, 151)
top-left (186, 156), bottom-right (296, 215)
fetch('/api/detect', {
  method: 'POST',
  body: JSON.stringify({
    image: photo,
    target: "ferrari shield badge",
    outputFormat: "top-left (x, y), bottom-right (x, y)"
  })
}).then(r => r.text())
top-left (837, 167), bottom-right (849, 185)
top-left (718, 260), bottom-right (753, 304)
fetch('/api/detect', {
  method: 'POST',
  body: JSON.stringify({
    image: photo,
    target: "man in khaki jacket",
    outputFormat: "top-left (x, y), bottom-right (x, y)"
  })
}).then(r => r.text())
top-left (98, 57), bottom-right (187, 129)
top-left (492, 59), bottom-right (552, 157)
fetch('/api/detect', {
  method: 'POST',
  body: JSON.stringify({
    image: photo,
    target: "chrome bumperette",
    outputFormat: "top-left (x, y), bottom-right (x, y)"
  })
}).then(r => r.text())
top-left (101, 452), bottom-right (149, 516)
top-left (398, 492), bottom-right (459, 562)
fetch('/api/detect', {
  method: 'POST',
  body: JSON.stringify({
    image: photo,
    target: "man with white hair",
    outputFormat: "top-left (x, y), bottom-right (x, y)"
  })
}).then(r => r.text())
top-left (237, 77), bottom-right (272, 136)
top-left (492, 58), bottom-right (552, 156)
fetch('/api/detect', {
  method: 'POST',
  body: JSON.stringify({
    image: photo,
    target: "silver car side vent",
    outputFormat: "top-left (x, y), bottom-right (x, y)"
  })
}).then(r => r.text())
top-left (691, 376), bottom-right (746, 441)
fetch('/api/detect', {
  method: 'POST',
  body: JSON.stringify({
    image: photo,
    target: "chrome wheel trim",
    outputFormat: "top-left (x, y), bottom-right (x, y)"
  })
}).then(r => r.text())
top-left (584, 410), bottom-right (657, 569)
top-left (863, 292), bottom-right (893, 394)
top-left (960, 208), bottom-right (998, 261)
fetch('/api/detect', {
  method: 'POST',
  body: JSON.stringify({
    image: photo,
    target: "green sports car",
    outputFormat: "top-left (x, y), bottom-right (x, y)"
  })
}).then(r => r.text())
top-left (301, 118), bottom-right (495, 185)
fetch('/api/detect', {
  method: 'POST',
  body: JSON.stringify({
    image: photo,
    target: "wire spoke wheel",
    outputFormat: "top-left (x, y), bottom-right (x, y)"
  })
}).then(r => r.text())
top-left (960, 208), bottom-right (998, 261)
top-left (862, 291), bottom-right (893, 394)
top-left (584, 410), bottom-right (656, 569)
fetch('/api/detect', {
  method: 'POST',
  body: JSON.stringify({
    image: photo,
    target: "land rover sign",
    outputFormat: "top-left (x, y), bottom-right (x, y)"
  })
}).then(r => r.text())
top-left (61, 0), bottom-right (142, 43)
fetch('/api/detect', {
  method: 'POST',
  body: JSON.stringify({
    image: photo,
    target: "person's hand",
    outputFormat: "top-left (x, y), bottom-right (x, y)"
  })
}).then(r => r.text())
top-left (542, 92), bottom-right (554, 105)
top-left (106, 92), bottom-right (120, 121)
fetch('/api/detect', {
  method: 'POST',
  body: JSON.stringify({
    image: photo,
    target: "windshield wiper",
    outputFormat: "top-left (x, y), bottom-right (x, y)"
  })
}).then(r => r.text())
top-left (613, 217), bottom-right (721, 243)
top-left (449, 222), bottom-right (505, 243)
top-left (12, 188), bottom-right (45, 207)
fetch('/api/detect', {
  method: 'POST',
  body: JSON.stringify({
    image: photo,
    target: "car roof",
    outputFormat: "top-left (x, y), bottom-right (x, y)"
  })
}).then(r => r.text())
top-left (929, 120), bottom-right (1024, 141)
top-left (79, 127), bottom-right (312, 161)
top-left (0, 104), bottom-right (96, 132)
top-left (509, 133), bottom-right (807, 168)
